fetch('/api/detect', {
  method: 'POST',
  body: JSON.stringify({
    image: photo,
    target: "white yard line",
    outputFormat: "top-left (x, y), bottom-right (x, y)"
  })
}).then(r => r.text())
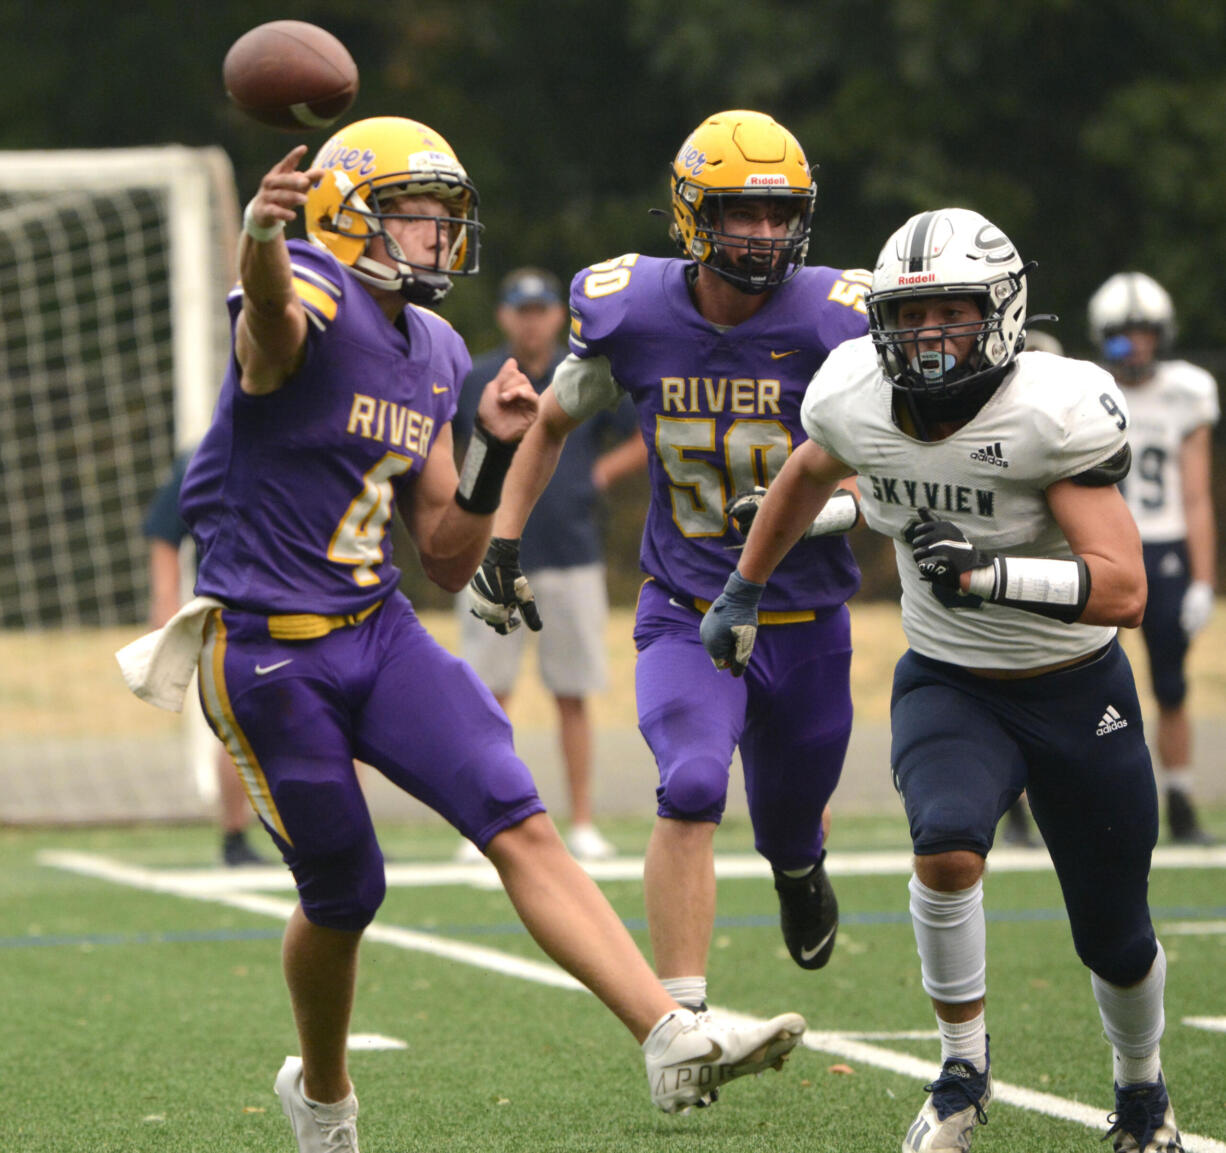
top-left (38, 842), bottom-right (1226, 894)
top-left (37, 848), bottom-right (1226, 1153)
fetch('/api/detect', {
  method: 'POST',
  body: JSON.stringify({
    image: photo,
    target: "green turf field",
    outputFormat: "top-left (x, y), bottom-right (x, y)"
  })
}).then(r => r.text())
top-left (4, 813), bottom-right (1225, 1152)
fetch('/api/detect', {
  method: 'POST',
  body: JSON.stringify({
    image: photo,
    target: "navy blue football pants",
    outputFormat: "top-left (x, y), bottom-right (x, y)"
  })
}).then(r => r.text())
top-left (890, 640), bottom-right (1158, 986)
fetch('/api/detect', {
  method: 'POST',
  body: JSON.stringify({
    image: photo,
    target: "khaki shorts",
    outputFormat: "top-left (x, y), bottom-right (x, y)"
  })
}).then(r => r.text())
top-left (457, 562), bottom-right (609, 697)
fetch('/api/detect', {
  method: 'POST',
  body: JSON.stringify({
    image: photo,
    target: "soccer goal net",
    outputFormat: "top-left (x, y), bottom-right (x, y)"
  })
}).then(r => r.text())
top-left (0, 146), bottom-right (239, 824)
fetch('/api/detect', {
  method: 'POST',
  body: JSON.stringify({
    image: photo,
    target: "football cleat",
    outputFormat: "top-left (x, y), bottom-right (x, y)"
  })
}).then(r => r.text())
top-left (1167, 790), bottom-right (1215, 846)
top-left (565, 823), bottom-right (617, 861)
top-left (222, 830), bottom-right (268, 867)
top-left (1105, 1076), bottom-right (1184, 1153)
top-left (774, 853), bottom-right (839, 969)
top-left (643, 1008), bottom-right (806, 1113)
top-left (903, 1042), bottom-right (992, 1153)
top-left (275, 1056), bottom-right (360, 1153)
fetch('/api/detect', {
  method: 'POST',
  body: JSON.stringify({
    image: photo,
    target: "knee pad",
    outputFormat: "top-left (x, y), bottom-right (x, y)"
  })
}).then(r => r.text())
top-left (292, 840), bottom-right (387, 932)
top-left (656, 756), bottom-right (730, 822)
top-left (1078, 924), bottom-right (1158, 988)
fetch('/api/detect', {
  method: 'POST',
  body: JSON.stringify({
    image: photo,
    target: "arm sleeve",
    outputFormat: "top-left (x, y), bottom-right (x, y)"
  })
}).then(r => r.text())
top-left (551, 353), bottom-right (624, 422)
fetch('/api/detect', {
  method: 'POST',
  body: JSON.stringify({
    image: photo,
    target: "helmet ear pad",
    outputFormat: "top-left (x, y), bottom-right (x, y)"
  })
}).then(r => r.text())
top-left (307, 169), bottom-right (375, 266)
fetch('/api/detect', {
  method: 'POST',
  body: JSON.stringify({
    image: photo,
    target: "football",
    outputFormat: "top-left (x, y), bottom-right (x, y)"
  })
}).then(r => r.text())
top-left (223, 21), bottom-right (359, 132)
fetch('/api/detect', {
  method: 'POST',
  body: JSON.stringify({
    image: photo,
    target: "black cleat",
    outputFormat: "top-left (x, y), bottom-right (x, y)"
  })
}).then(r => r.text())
top-left (1167, 790), bottom-right (1214, 846)
top-left (774, 852), bottom-right (838, 970)
top-left (1001, 799), bottom-right (1038, 848)
top-left (222, 831), bottom-right (268, 867)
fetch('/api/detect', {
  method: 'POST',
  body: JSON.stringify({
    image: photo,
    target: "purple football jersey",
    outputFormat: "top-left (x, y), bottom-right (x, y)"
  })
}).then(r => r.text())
top-left (568, 255), bottom-right (866, 612)
top-left (181, 241), bottom-right (468, 615)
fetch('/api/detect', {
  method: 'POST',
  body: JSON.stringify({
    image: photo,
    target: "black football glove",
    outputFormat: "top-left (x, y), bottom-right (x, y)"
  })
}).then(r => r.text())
top-left (904, 508), bottom-right (991, 590)
top-left (467, 537), bottom-right (542, 635)
top-left (724, 487), bottom-right (768, 538)
top-left (725, 486), bottom-right (861, 546)
top-left (699, 570), bottom-right (765, 677)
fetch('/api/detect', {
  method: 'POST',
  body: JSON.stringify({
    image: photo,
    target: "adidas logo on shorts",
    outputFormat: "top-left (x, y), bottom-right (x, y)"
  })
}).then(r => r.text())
top-left (969, 441), bottom-right (1009, 468)
top-left (1096, 705), bottom-right (1129, 736)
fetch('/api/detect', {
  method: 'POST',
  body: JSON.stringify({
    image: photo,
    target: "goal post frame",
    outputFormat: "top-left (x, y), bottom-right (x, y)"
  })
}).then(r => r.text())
top-left (0, 145), bottom-right (240, 823)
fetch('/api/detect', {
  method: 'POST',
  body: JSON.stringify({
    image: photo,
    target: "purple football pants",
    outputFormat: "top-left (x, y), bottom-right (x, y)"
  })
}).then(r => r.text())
top-left (633, 580), bottom-right (853, 870)
top-left (197, 592), bottom-right (544, 930)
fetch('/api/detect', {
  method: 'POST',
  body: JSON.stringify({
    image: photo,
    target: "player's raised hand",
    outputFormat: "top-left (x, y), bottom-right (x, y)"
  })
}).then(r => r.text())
top-left (246, 145), bottom-right (326, 235)
top-left (468, 537), bottom-right (542, 634)
top-left (476, 358), bottom-right (539, 444)
top-left (700, 570), bottom-right (765, 676)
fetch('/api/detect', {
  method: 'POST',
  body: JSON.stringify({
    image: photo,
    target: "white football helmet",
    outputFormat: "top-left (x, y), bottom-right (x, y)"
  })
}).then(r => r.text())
top-left (1088, 272), bottom-right (1175, 369)
top-left (866, 207), bottom-right (1028, 401)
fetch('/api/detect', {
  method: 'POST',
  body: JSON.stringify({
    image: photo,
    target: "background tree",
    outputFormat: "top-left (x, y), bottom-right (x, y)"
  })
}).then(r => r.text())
top-left (2, 0), bottom-right (1223, 600)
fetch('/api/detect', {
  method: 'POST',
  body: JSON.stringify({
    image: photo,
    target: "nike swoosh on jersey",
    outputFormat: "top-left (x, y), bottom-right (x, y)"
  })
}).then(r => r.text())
top-left (770, 349), bottom-right (800, 360)
top-left (432, 383), bottom-right (449, 394)
top-left (800, 926), bottom-right (837, 963)
top-left (662, 1039), bottom-right (723, 1067)
top-left (254, 659), bottom-right (294, 676)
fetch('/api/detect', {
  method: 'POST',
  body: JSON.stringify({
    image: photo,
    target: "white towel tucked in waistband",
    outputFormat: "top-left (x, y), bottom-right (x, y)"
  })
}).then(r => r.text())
top-left (114, 595), bottom-right (227, 712)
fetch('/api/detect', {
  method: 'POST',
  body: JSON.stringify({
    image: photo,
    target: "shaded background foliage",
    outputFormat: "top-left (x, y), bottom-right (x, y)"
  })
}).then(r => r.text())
top-left (3, 0), bottom-right (1224, 603)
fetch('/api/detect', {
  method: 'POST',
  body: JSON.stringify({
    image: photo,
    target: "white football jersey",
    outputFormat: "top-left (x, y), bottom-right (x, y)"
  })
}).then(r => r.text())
top-left (802, 340), bottom-right (1127, 669)
top-left (1117, 359), bottom-right (1219, 543)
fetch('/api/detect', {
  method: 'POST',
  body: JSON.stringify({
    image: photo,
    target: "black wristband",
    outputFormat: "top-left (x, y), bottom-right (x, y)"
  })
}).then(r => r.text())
top-left (485, 536), bottom-right (521, 565)
top-left (455, 417), bottom-right (519, 514)
top-left (990, 555), bottom-right (1091, 623)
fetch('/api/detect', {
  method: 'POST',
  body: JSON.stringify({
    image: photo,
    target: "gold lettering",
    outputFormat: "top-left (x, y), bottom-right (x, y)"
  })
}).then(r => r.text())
top-left (421, 416), bottom-right (434, 455)
top-left (703, 378), bottom-right (728, 411)
top-left (405, 410), bottom-right (422, 453)
top-left (375, 399), bottom-right (388, 442)
top-left (730, 379), bottom-right (756, 413)
top-left (759, 379), bottom-right (781, 414)
top-left (661, 377), bottom-right (685, 412)
top-left (347, 394), bottom-right (376, 437)
top-left (387, 405), bottom-right (408, 448)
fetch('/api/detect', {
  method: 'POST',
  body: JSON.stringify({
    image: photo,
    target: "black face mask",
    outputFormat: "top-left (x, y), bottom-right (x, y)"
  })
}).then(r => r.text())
top-left (896, 368), bottom-right (1007, 439)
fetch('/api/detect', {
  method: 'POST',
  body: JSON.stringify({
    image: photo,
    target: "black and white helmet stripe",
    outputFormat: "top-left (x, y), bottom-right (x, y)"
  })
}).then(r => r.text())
top-left (903, 211), bottom-right (941, 273)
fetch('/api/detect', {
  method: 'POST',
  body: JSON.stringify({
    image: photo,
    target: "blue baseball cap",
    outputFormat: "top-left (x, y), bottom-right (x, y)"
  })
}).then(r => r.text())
top-left (499, 268), bottom-right (562, 308)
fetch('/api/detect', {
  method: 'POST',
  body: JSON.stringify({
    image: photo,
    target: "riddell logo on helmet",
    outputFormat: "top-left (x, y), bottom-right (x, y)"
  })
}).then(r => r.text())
top-left (745, 174), bottom-right (788, 187)
top-left (898, 273), bottom-right (937, 285)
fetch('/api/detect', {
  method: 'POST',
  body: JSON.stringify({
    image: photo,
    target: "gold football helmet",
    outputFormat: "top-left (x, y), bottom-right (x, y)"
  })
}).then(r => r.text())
top-left (305, 116), bottom-right (481, 305)
top-left (669, 110), bottom-right (815, 293)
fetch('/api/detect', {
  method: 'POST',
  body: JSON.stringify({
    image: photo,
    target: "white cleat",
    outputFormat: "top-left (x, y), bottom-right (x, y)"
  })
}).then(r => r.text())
top-left (274, 1056), bottom-right (360, 1153)
top-left (453, 838), bottom-right (485, 864)
top-left (643, 1008), bottom-right (806, 1113)
top-left (903, 1049), bottom-right (992, 1153)
top-left (566, 823), bottom-right (617, 861)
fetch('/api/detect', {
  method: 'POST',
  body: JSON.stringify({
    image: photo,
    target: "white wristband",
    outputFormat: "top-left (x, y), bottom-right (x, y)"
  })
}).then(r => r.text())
top-left (803, 488), bottom-right (861, 538)
top-left (967, 565), bottom-right (996, 599)
top-left (243, 200), bottom-right (286, 243)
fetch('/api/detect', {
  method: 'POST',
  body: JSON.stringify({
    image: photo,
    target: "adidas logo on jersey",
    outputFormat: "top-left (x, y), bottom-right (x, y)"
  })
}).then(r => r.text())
top-left (969, 441), bottom-right (1009, 468)
top-left (1096, 705), bottom-right (1129, 736)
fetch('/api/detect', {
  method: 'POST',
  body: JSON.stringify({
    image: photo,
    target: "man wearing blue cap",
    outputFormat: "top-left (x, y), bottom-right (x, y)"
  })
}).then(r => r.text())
top-left (454, 267), bottom-right (646, 860)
